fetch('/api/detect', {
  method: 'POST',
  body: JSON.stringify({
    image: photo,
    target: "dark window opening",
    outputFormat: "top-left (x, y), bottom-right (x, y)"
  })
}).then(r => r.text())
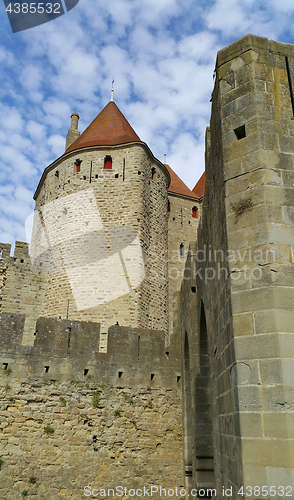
top-left (55, 170), bottom-right (59, 178)
top-left (84, 369), bottom-right (89, 376)
top-left (44, 366), bottom-right (49, 373)
top-left (234, 125), bottom-right (246, 140)
top-left (150, 373), bottom-right (155, 381)
top-left (138, 171), bottom-right (141, 175)
top-left (83, 175), bottom-right (86, 180)
top-left (173, 217), bottom-right (175, 221)
top-left (180, 243), bottom-right (184, 256)
top-left (192, 206), bottom-right (198, 218)
top-left (3, 363), bottom-right (8, 370)
top-left (118, 371), bottom-right (123, 378)
top-left (191, 286), bottom-right (196, 293)
top-left (151, 167), bottom-right (156, 180)
top-left (20, 259), bottom-right (24, 263)
top-left (167, 200), bottom-right (170, 212)
top-left (165, 351), bottom-right (170, 359)
top-left (115, 173), bottom-right (119, 178)
top-left (74, 159), bottom-right (82, 173)
top-left (177, 376), bottom-right (181, 383)
top-left (104, 155), bottom-right (112, 169)
top-left (95, 174), bottom-right (98, 179)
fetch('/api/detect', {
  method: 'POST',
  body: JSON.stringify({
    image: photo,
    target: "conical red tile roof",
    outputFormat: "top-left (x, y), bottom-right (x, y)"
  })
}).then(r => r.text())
top-left (192, 172), bottom-right (205, 198)
top-left (66, 101), bottom-right (141, 153)
top-left (165, 164), bottom-right (199, 199)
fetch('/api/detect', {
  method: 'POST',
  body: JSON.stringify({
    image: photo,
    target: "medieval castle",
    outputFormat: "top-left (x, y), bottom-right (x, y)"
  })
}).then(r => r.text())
top-left (0, 33), bottom-right (294, 500)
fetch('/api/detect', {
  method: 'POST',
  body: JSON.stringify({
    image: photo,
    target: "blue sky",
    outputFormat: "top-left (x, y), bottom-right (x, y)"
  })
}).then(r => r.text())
top-left (1, 0), bottom-right (294, 246)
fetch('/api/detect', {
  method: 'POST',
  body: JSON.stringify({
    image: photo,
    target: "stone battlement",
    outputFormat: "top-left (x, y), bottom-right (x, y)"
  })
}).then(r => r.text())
top-left (0, 313), bottom-right (181, 387)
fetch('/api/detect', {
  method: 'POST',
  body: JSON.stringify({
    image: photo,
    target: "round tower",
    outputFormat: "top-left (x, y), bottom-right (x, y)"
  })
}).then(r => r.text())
top-left (31, 101), bottom-right (170, 339)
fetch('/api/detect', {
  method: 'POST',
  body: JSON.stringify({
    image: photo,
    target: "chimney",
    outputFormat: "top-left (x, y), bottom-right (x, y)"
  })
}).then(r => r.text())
top-left (65, 112), bottom-right (80, 151)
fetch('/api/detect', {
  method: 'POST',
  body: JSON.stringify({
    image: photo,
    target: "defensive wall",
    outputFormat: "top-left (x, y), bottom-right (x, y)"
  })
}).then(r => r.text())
top-left (181, 34), bottom-right (294, 499)
top-left (0, 316), bottom-right (183, 499)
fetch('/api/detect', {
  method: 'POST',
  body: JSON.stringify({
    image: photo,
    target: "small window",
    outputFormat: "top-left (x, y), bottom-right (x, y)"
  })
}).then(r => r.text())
top-left (118, 371), bottom-right (123, 378)
top-left (177, 376), bottom-right (181, 383)
top-left (151, 167), bottom-right (156, 180)
top-left (115, 173), bottom-right (119, 178)
top-left (84, 369), bottom-right (89, 376)
top-left (167, 200), bottom-right (170, 212)
top-left (191, 286), bottom-right (196, 293)
top-left (55, 170), bottom-right (59, 178)
top-left (180, 243), bottom-right (184, 256)
top-left (150, 374), bottom-right (155, 381)
top-left (44, 366), bottom-right (49, 373)
top-left (74, 159), bottom-right (82, 173)
top-left (104, 156), bottom-right (112, 169)
top-left (192, 206), bottom-right (198, 218)
top-left (234, 125), bottom-right (246, 140)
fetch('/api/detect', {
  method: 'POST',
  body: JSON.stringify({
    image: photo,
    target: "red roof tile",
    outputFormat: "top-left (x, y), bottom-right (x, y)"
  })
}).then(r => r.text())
top-left (192, 172), bottom-right (205, 198)
top-left (165, 164), bottom-right (199, 199)
top-left (65, 101), bottom-right (141, 153)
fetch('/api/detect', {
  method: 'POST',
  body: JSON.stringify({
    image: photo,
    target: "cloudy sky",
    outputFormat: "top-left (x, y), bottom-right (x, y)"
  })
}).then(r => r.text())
top-left (1, 0), bottom-right (294, 248)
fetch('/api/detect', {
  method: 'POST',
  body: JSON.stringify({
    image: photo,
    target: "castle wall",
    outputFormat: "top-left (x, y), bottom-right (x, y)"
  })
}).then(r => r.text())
top-left (0, 318), bottom-right (183, 499)
top-left (32, 143), bottom-right (169, 342)
top-left (167, 194), bottom-right (200, 343)
top-left (181, 34), bottom-right (294, 499)
top-left (0, 242), bottom-right (47, 345)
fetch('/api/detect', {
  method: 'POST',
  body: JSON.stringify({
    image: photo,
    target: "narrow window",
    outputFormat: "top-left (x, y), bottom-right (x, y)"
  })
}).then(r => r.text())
top-left (84, 369), bottom-right (89, 376)
top-left (104, 155), bottom-right (112, 169)
top-left (191, 286), bottom-right (196, 293)
top-left (55, 170), bottom-right (59, 178)
top-left (118, 371), bottom-right (123, 378)
top-left (167, 200), bottom-right (170, 212)
top-left (192, 206), bottom-right (198, 218)
top-left (115, 173), bottom-right (119, 178)
top-left (234, 125), bottom-right (246, 140)
top-left (74, 159), bottom-right (82, 173)
top-left (151, 167), bottom-right (156, 180)
top-left (44, 366), bottom-right (49, 373)
top-left (180, 243), bottom-right (184, 256)
top-left (3, 363), bottom-right (8, 370)
top-left (177, 376), bottom-right (181, 382)
top-left (150, 374), bottom-right (155, 381)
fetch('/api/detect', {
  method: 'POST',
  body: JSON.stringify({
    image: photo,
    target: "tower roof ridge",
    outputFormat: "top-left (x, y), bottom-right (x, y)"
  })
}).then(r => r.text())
top-left (65, 101), bottom-right (141, 153)
top-left (165, 164), bottom-right (200, 199)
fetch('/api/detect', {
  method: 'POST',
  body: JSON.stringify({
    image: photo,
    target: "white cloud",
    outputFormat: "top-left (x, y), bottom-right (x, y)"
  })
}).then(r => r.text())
top-left (0, 0), bottom-right (294, 245)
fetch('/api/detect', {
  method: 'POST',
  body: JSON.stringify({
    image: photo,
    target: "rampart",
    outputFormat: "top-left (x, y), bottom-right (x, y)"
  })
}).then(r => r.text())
top-left (0, 318), bottom-right (183, 499)
top-left (181, 34), bottom-right (294, 499)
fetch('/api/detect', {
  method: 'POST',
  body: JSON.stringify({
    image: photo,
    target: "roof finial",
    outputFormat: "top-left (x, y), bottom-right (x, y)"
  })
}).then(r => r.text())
top-left (111, 79), bottom-right (114, 101)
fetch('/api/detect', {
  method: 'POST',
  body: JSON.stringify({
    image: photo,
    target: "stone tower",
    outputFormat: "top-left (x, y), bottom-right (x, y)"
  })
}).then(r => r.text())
top-left (181, 34), bottom-right (294, 498)
top-left (31, 101), bottom-right (171, 345)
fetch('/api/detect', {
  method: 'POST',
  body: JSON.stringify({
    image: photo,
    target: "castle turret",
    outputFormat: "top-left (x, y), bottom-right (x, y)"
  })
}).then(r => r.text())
top-left (31, 101), bottom-right (171, 344)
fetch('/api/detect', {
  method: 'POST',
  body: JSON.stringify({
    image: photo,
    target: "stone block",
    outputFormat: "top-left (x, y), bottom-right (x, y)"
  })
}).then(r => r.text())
top-left (232, 312), bottom-right (255, 336)
top-left (239, 412), bottom-right (263, 437)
